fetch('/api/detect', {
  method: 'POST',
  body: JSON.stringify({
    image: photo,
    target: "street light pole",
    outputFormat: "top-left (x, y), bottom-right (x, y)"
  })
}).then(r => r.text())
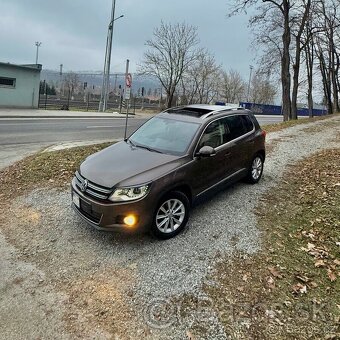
top-left (99, 0), bottom-right (123, 112)
top-left (35, 42), bottom-right (42, 64)
top-left (59, 64), bottom-right (63, 99)
top-left (247, 65), bottom-right (253, 103)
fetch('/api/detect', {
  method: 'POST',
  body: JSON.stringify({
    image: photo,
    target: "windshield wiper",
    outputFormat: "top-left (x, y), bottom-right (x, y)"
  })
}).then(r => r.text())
top-left (127, 139), bottom-right (136, 147)
top-left (135, 143), bottom-right (163, 153)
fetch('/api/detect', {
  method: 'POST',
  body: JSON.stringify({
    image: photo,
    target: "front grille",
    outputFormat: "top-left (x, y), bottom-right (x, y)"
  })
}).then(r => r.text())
top-left (74, 171), bottom-right (112, 201)
top-left (79, 199), bottom-right (102, 223)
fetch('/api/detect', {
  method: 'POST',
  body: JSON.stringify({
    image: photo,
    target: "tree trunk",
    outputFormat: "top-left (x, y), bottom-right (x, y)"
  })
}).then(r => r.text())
top-left (166, 87), bottom-right (176, 108)
top-left (291, 38), bottom-right (301, 120)
top-left (335, 51), bottom-right (340, 112)
top-left (319, 52), bottom-right (333, 114)
top-left (330, 34), bottom-right (340, 112)
top-left (281, 0), bottom-right (291, 121)
top-left (305, 44), bottom-right (314, 118)
top-left (291, 0), bottom-right (310, 120)
top-left (326, 30), bottom-right (335, 114)
top-left (166, 93), bottom-right (173, 108)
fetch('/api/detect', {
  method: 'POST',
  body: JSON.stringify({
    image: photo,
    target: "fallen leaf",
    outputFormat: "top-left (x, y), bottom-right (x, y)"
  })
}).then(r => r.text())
top-left (266, 276), bottom-right (275, 289)
top-left (315, 259), bottom-right (326, 268)
top-left (292, 283), bottom-right (307, 295)
top-left (268, 266), bottom-right (282, 278)
top-left (334, 259), bottom-right (340, 266)
top-left (307, 246), bottom-right (329, 258)
top-left (307, 243), bottom-right (316, 250)
top-left (295, 274), bottom-right (311, 283)
top-left (309, 281), bottom-right (318, 288)
top-left (327, 270), bottom-right (336, 282)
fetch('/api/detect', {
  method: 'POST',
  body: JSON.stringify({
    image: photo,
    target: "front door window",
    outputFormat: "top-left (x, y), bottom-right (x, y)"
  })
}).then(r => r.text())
top-left (198, 119), bottom-right (225, 149)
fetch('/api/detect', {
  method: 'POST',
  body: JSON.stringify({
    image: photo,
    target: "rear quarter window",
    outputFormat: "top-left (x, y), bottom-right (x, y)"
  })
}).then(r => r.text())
top-left (241, 115), bottom-right (254, 132)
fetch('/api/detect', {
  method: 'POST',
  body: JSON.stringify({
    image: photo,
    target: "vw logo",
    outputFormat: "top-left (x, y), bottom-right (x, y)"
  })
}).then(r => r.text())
top-left (80, 179), bottom-right (88, 192)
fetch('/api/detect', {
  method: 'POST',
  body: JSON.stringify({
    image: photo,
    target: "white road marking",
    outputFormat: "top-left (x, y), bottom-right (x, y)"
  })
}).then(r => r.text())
top-left (86, 125), bottom-right (126, 129)
top-left (0, 122), bottom-right (136, 127)
top-left (0, 117), bottom-right (136, 121)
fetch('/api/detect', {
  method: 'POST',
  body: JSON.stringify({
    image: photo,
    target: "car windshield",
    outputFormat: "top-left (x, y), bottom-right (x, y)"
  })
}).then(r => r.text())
top-left (129, 117), bottom-right (200, 155)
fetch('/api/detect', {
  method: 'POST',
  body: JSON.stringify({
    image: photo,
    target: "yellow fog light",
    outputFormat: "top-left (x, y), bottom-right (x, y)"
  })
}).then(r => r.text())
top-left (123, 214), bottom-right (137, 227)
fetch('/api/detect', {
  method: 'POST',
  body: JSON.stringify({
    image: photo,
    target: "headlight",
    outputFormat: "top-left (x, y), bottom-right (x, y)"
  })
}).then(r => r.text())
top-left (109, 185), bottom-right (150, 202)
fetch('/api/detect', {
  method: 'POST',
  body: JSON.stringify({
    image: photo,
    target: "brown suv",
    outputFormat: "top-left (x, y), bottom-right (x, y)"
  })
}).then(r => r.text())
top-left (71, 104), bottom-right (266, 239)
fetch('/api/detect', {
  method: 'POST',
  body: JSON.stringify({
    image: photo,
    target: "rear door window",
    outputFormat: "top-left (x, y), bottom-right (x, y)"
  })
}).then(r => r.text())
top-left (223, 115), bottom-right (247, 142)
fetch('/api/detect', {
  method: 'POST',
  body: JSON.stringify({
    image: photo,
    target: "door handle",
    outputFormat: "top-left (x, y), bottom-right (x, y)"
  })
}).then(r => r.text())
top-left (225, 152), bottom-right (231, 157)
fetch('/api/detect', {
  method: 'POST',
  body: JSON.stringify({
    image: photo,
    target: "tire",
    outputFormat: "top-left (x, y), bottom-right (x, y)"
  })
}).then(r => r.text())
top-left (246, 154), bottom-right (264, 184)
top-left (151, 191), bottom-right (190, 239)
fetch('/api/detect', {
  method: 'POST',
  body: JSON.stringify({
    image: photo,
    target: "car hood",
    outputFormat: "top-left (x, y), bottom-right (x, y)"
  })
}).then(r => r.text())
top-left (79, 141), bottom-right (188, 188)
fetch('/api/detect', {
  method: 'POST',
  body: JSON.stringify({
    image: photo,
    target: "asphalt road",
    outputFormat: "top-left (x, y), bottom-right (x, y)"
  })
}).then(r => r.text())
top-left (0, 118), bottom-right (147, 145)
top-left (0, 115), bottom-right (283, 146)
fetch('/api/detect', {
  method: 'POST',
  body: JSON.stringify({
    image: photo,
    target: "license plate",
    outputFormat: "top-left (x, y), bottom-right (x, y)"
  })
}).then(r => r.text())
top-left (72, 193), bottom-right (80, 208)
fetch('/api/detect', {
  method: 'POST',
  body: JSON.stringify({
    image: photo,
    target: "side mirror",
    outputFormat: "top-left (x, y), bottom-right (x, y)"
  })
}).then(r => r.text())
top-left (196, 146), bottom-right (216, 158)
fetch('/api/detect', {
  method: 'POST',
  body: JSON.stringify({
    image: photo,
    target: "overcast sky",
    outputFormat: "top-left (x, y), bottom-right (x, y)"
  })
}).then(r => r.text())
top-left (1, 0), bottom-right (254, 78)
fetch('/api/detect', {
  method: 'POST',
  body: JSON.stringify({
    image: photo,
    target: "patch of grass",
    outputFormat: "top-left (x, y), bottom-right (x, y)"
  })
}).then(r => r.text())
top-left (263, 113), bottom-right (339, 133)
top-left (179, 149), bottom-right (340, 339)
top-left (0, 142), bottom-right (112, 202)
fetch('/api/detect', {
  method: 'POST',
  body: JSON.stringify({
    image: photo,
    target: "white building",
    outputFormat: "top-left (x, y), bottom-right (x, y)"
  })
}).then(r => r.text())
top-left (0, 62), bottom-right (42, 108)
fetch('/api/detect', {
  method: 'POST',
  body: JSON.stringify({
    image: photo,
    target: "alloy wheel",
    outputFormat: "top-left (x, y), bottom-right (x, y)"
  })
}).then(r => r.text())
top-left (251, 156), bottom-right (263, 180)
top-left (156, 199), bottom-right (185, 234)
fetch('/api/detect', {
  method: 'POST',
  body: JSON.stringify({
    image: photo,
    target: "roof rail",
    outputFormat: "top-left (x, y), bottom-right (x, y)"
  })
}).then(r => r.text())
top-left (201, 107), bottom-right (243, 119)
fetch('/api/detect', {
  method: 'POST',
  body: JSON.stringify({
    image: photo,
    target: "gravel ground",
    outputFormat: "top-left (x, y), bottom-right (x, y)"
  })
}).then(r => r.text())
top-left (0, 116), bottom-right (339, 339)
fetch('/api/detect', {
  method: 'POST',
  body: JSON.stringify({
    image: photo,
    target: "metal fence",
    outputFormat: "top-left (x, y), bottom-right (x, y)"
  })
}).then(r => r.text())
top-left (38, 94), bottom-right (162, 112)
top-left (239, 102), bottom-right (328, 116)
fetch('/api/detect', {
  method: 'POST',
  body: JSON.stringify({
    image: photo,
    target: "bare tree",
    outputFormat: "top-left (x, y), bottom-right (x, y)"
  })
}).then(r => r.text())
top-left (139, 22), bottom-right (199, 108)
top-left (180, 50), bottom-right (221, 104)
top-left (220, 69), bottom-right (245, 103)
top-left (250, 9), bottom-right (282, 78)
top-left (250, 70), bottom-right (278, 104)
top-left (63, 72), bottom-right (80, 98)
top-left (312, 0), bottom-right (340, 114)
top-left (230, 0), bottom-right (293, 120)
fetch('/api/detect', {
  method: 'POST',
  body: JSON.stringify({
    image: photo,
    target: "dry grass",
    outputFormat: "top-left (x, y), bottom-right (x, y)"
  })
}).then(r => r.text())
top-left (180, 148), bottom-right (340, 339)
top-left (0, 142), bottom-right (112, 202)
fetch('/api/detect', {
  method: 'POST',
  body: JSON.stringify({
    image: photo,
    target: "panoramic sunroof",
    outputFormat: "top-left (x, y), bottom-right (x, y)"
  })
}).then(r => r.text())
top-left (165, 107), bottom-right (213, 117)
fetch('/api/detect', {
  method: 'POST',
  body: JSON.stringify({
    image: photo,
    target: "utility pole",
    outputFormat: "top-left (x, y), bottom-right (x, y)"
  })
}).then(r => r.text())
top-left (159, 87), bottom-right (162, 108)
top-left (98, 0), bottom-right (123, 112)
top-left (124, 59), bottom-right (130, 140)
top-left (35, 42), bottom-right (42, 64)
top-left (247, 65), bottom-right (253, 103)
top-left (59, 64), bottom-right (63, 99)
top-left (113, 74), bottom-right (118, 95)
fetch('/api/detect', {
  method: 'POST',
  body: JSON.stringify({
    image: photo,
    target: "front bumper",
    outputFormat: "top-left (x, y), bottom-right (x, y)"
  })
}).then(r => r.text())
top-left (71, 178), bottom-right (154, 232)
